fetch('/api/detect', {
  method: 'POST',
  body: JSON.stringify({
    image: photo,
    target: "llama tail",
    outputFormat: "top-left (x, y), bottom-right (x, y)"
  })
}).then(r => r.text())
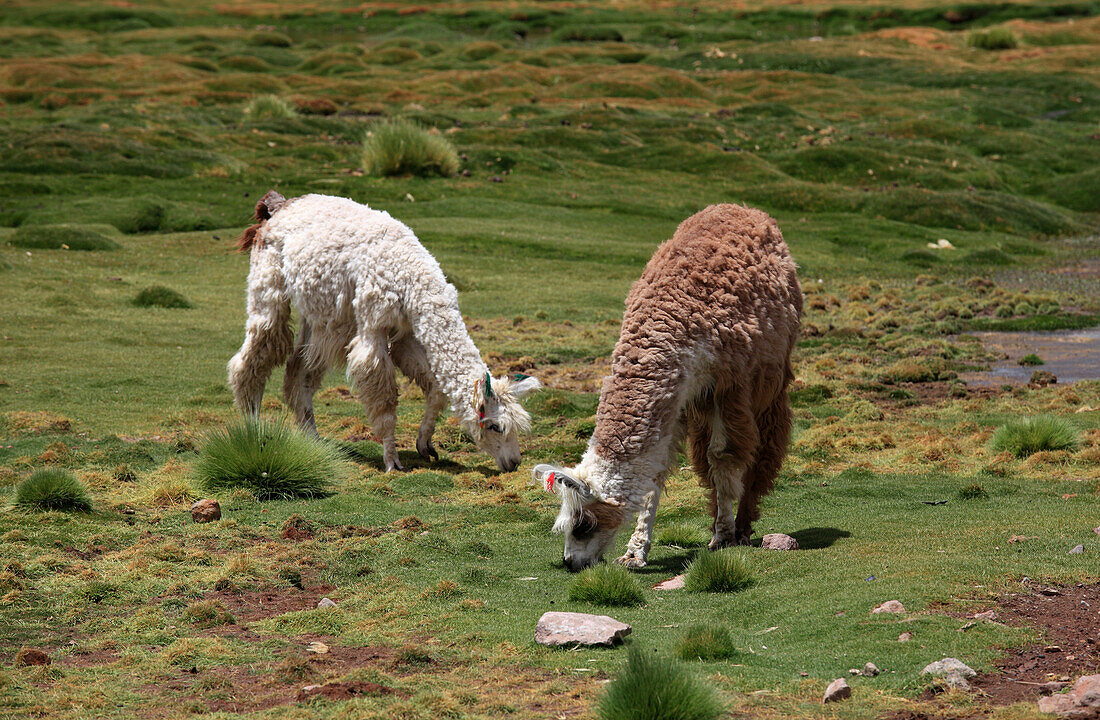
top-left (235, 190), bottom-right (287, 253)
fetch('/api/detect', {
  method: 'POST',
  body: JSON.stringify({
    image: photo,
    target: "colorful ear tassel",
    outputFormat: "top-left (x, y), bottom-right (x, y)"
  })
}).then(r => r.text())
top-left (484, 372), bottom-right (492, 399)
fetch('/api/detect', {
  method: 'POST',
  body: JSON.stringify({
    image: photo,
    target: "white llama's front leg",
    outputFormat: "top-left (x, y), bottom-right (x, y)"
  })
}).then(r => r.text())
top-left (348, 332), bottom-right (403, 472)
top-left (283, 319), bottom-right (328, 435)
top-left (617, 487), bottom-right (661, 569)
top-left (390, 335), bottom-right (445, 461)
top-left (709, 463), bottom-right (746, 550)
top-left (227, 253), bottom-right (292, 415)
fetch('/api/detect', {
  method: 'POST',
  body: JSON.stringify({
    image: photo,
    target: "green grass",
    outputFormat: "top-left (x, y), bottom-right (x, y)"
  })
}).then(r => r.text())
top-left (193, 417), bottom-right (347, 500)
top-left (990, 416), bottom-right (1081, 458)
top-left (568, 563), bottom-right (646, 607)
top-left (361, 119), bottom-right (460, 177)
top-left (12, 469), bottom-right (93, 512)
top-left (9, 224), bottom-right (120, 251)
top-left (968, 27), bottom-right (1020, 50)
top-left (244, 94), bottom-right (296, 121)
top-left (656, 523), bottom-right (709, 548)
top-left (598, 647), bottom-right (724, 720)
top-left (676, 624), bottom-right (739, 661)
top-left (132, 286), bottom-right (192, 309)
top-left (684, 549), bottom-right (753, 593)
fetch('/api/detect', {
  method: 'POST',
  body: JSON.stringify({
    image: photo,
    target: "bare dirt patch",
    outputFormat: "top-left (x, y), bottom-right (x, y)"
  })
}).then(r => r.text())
top-left (203, 584), bottom-right (335, 623)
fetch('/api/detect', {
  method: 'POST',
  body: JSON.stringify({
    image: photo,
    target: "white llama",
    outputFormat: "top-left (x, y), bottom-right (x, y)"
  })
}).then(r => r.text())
top-left (227, 191), bottom-right (541, 472)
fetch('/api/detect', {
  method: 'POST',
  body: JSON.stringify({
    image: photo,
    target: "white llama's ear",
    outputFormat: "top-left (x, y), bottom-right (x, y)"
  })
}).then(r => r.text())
top-left (532, 464), bottom-right (592, 500)
top-left (509, 373), bottom-right (541, 399)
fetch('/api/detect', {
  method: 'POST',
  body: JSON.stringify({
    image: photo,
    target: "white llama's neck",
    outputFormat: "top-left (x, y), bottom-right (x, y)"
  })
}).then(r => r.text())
top-left (405, 288), bottom-right (486, 423)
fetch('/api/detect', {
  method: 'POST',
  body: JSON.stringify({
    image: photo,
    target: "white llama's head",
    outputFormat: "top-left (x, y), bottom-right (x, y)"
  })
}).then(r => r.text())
top-left (465, 373), bottom-right (541, 472)
top-left (532, 463), bottom-right (625, 571)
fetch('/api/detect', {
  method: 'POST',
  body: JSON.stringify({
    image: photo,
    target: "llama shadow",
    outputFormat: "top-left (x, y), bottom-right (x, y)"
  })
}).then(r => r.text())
top-left (787, 527), bottom-right (851, 549)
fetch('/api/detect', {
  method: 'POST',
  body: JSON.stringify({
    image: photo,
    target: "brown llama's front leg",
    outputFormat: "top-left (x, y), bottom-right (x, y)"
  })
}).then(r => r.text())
top-left (227, 252), bottom-right (292, 415)
top-left (348, 331), bottom-right (403, 472)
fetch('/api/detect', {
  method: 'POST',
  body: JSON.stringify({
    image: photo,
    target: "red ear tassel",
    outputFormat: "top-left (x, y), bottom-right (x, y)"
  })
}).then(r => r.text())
top-left (546, 472), bottom-right (556, 492)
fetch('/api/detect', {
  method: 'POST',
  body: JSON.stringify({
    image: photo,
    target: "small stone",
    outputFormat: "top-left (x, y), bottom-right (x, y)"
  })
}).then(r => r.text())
top-left (761, 533), bottom-right (799, 550)
top-left (922, 658), bottom-right (976, 678)
top-left (1072, 674), bottom-right (1100, 707)
top-left (898, 632), bottom-right (913, 642)
top-left (1039, 587), bottom-right (1062, 596)
top-left (1038, 693), bottom-right (1090, 716)
top-left (862, 662), bottom-right (881, 677)
top-left (973, 610), bottom-right (997, 621)
top-left (872, 600), bottom-right (905, 614)
top-left (317, 597), bottom-right (337, 609)
top-left (1094, 526), bottom-right (1100, 536)
top-left (653, 574), bottom-right (685, 590)
top-left (15, 648), bottom-right (50, 666)
top-left (958, 621), bottom-right (976, 632)
top-left (1045, 645), bottom-right (1063, 653)
top-left (823, 678), bottom-right (851, 703)
top-left (190, 499), bottom-right (221, 523)
top-left (535, 611), bottom-right (631, 647)
top-left (1069, 544), bottom-right (1084, 555)
top-left (306, 641), bottom-right (329, 654)
top-left (944, 670), bottom-right (971, 691)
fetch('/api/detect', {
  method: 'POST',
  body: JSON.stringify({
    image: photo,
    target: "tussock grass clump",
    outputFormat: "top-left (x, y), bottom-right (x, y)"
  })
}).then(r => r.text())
top-left (10, 224), bottom-right (120, 251)
top-left (194, 417), bottom-right (343, 500)
top-left (957, 483), bottom-right (988, 500)
top-left (657, 524), bottom-right (708, 548)
top-left (968, 28), bottom-right (1019, 50)
top-left (14, 469), bottom-right (93, 512)
top-left (991, 416), bottom-right (1080, 458)
top-left (362, 119), bottom-right (459, 178)
top-left (244, 94), bottom-right (297, 120)
top-left (133, 286), bottom-right (192, 309)
top-left (181, 599), bottom-right (235, 627)
top-left (598, 647), bottom-right (723, 720)
top-left (1018, 354), bottom-right (1044, 366)
top-left (569, 564), bottom-right (645, 607)
top-left (684, 549), bottom-right (751, 593)
top-left (677, 624), bottom-right (739, 661)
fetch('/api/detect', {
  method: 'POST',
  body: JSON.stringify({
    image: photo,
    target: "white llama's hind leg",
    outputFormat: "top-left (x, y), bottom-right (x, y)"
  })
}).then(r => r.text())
top-left (617, 487), bottom-right (661, 569)
top-left (283, 319), bottom-right (328, 435)
top-left (390, 334), bottom-right (445, 461)
top-left (227, 261), bottom-right (292, 415)
top-left (347, 331), bottom-right (403, 472)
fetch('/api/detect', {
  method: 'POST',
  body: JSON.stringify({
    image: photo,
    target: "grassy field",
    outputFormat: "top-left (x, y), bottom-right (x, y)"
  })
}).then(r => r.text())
top-left (1, 1), bottom-right (1099, 718)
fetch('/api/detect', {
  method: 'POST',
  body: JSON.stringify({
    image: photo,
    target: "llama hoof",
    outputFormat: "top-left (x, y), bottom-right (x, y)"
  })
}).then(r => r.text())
top-left (384, 456), bottom-right (406, 472)
top-left (708, 535), bottom-right (736, 551)
top-left (615, 554), bottom-right (647, 570)
top-left (735, 532), bottom-right (753, 547)
top-left (416, 440), bottom-right (439, 461)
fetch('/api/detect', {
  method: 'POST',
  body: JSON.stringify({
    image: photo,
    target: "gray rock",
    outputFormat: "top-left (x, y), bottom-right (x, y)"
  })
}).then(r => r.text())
top-left (898, 632), bottom-right (913, 642)
top-left (317, 597), bottom-right (337, 609)
top-left (1071, 674), bottom-right (1100, 707)
top-left (872, 600), bottom-right (905, 614)
top-left (1038, 693), bottom-right (1091, 716)
top-left (921, 658), bottom-right (976, 678)
top-left (823, 678), bottom-right (851, 703)
top-left (190, 498), bottom-right (221, 523)
top-left (535, 611), bottom-right (631, 647)
top-left (761, 533), bottom-right (799, 550)
top-left (1069, 544), bottom-right (1084, 555)
top-left (1094, 526), bottom-right (1100, 537)
top-left (944, 670), bottom-right (971, 691)
top-left (1041, 682), bottom-right (1069, 695)
top-left (973, 610), bottom-right (997, 621)
top-left (653, 574), bottom-right (685, 590)
top-left (862, 662), bottom-right (880, 677)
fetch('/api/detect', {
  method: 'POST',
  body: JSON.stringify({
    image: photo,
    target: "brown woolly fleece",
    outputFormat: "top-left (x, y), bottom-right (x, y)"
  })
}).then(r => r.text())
top-left (593, 203), bottom-right (801, 529)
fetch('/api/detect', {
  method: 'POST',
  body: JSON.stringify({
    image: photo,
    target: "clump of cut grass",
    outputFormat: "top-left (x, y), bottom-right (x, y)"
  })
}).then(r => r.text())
top-left (990, 416), bottom-right (1080, 458)
top-left (676, 624), bottom-right (739, 661)
top-left (244, 94), bottom-right (297, 121)
top-left (1018, 354), bottom-right (1044, 366)
top-left (598, 647), bottom-right (723, 720)
top-left (957, 483), bottom-right (988, 500)
top-left (657, 524), bottom-right (708, 548)
top-left (684, 549), bottom-right (752, 593)
top-left (181, 599), bottom-right (235, 627)
top-left (10, 224), bottom-right (120, 251)
top-left (968, 27), bottom-right (1019, 50)
top-left (193, 417), bottom-right (344, 500)
top-left (133, 286), bottom-right (192, 309)
top-left (13, 469), bottom-right (93, 512)
top-left (568, 564), bottom-right (645, 607)
top-left (362, 119), bottom-right (459, 177)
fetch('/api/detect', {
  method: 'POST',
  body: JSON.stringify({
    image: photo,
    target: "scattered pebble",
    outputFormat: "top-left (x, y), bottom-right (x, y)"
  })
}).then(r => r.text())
top-left (1045, 645), bottom-right (1063, 653)
top-left (1040, 681), bottom-right (1068, 694)
top-left (306, 641), bottom-right (329, 654)
top-left (761, 533), bottom-right (799, 550)
top-left (958, 621), bottom-right (976, 632)
top-left (1094, 526), bottom-right (1100, 536)
top-left (535, 611), bottom-right (632, 647)
top-left (190, 498), bottom-right (221, 523)
top-left (15, 648), bottom-right (50, 666)
top-left (317, 597), bottom-right (337, 609)
top-left (1069, 544), bottom-right (1084, 555)
top-left (823, 678), bottom-right (851, 703)
top-left (943, 669), bottom-right (972, 691)
top-left (871, 600), bottom-right (905, 614)
top-left (973, 610), bottom-right (997, 621)
top-left (653, 574), bottom-right (685, 590)
top-left (898, 632), bottom-right (913, 642)
top-left (921, 658), bottom-right (976, 678)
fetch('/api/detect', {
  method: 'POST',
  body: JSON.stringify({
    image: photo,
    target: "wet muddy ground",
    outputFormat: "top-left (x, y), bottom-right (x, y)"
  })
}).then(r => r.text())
top-left (959, 327), bottom-right (1100, 387)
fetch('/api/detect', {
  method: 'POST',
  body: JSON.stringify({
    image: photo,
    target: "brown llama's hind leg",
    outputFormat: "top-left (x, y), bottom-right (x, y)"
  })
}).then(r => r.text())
top-left (734, 391), bottom-right (793, 545)
top-left (692, 389), bottom-right (759, 550)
